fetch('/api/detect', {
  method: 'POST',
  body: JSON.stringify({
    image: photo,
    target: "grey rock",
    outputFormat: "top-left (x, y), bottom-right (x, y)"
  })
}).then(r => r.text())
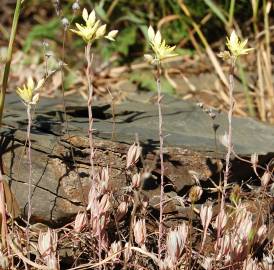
top-left (1, 92), bottom-right (273, 224)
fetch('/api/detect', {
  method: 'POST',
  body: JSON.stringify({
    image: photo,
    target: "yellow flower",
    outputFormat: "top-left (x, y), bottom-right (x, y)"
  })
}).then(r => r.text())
top-left (16, 77), bottom-right (44, 105)
top-left (145, 26), bottom-right (177, 64)
top-left (70, 8), bottom-right (118, 43)
top-left (226, 30), bottom-right (253, 57)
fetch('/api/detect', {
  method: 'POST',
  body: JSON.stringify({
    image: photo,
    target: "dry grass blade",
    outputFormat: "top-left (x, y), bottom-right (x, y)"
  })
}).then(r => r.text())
top-left (177, 0), bottom-right (229, 89)
top-left (8, 236), bottom-right (49, 270)
top-left (67, 249), bottom-right (126, 270)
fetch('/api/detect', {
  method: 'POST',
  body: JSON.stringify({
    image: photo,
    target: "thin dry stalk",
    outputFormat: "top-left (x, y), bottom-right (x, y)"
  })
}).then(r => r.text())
top-left (156, 64), bottom-right (165, 259)
top-left (60, 22), bottom-right (89, 214)
top-left (85, 43), bottom-right (95, 178)
top-left (256, 47), bottom-right (266, 121)
top-left (177, 0), bottom-right (229, 89)
top-left (84, 42), bottom-right (102, 266)
top-left (26, 104), bottom-right (32, 244)
top-left (0, 170), bottom-right (8, 249)
top-left (218, 57), bottom-right (236, 242)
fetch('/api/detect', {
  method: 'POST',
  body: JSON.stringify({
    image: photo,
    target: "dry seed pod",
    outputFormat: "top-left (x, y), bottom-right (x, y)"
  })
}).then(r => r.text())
top-left (126, 142), bottom-right (141, 169)
top-left (260, 171), bottom-right (271, 187)
top-left (133, 218), bottom-right (146, 248)
top-left (116, 200), bottom-right (129, 221)
top-left (74, 211), bottom-right (87, 233)
top-left (131, 173), bottom-right (141, 189)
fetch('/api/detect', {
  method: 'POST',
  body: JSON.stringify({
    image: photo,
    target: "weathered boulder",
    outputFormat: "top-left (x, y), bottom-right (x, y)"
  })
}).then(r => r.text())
top-left (1, 91), bottom-right (273, 224)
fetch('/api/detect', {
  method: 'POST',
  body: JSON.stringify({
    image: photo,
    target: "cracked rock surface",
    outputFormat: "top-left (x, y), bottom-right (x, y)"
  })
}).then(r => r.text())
top-left (1, 92), bottom-right (273, 224)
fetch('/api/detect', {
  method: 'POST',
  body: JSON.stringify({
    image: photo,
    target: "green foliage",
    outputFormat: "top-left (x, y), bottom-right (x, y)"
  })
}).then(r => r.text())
top-left (102, 26), bottom-right (137, 59)
top-left (204, 0), bottom-right (228, 25)
top-left (23, 19), bottom-right (60, 52)
top-left (129, 71), bottom-right (174, 94)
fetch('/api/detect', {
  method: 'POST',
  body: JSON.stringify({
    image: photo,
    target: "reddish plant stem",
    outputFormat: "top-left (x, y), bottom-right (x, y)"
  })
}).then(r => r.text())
top-left (156, 64), bottom-right (165, 259)
top-left (85, 42), bottom-right (102, 266)
top-left (217, 57), bottom-right (236, 244)
top-left (26, 104), bottom-right (32, 244)
top-left (85, 43), bottom-right (95, 179)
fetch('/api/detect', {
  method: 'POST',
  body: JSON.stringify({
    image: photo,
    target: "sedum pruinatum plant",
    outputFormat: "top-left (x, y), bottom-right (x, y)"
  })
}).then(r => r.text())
top-left (70, 8), bottom-right (118, 265)
top-left (70, 8), bottom-right (118, 44)
top-left (145, 26), bottom-right (177, 65)
top-left (16, 76), bottom-right (44, 245)
top-left (217, 30), bottom-right (253, 245)
top-left (145, 25), bottom-right (177, 259)
top-left (70, 7), bottom-right (117, 178)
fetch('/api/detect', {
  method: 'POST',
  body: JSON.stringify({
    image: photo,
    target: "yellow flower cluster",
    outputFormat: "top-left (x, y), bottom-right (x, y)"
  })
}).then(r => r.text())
top-left (70, 8), bottom-right (118, 44)
top-left (144, 26), bottom-right (177, 65)
top-left (219, 30), bottom-right (253, 60)
top-left (16, 77), bottom-right (44, 106)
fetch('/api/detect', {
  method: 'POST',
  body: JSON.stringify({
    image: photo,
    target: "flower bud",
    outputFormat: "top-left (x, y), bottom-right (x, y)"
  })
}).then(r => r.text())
top-left (61, 17), bottom-right (69, 30)
top-left (126, 142), bottom-right (141, 169)
top-left (132, 173), bottom-right (141, 189)
top-left (72, 1), bottom-right (80, 11)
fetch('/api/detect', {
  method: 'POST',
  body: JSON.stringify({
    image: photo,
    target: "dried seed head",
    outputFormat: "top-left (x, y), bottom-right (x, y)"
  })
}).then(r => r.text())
top-left (214, 209), bottom-right (227, 235)
top-left (132, 173), bottom-right (141, 189)
top-left (98, 166), bottom-right (110, 193)
top-left (126, 142), bottom-right (141, 169)
top-left (61, 17), bottom-right (70, 30)
top-left (108, 241), bottom-right (122, 262)
top-left (200, 203), bottom-right (213, 229)
top-left (215, 235), bottom-right (230, 259)
top-left (124, 242), bottom-right (132, 262)
top-left (254, 224), bottom-right (267, 245)
top-left (260, 171), bottom-right (271, 187)
top-left (72, 1), bottom-right (80, 11)
top-left (38, 228), bottom-right (58, 258)
top-left (234, 207), bottom-right (253, 242)
top-left (133, 218), bottom-right (146, 248)
top-left (188, 185), bottom-right (203, 203)
top-left (99, 194), bottom-right (111, 214)
top-left (166, 223), bottom-right (188, 262)
top-left (159, 256), bottom-right (173, 270)
top-left (117, 199), bottom-right (129, 221)
top-left (74, 211), bottom-right (88, 233)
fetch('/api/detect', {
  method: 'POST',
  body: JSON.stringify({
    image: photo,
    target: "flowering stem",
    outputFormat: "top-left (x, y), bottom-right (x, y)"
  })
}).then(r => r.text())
top-left (85, 43), bottom-right (95, 179)
top-left (85, 42), bottom-right (102, 265)
top-left (26, 104), bottom-right (33, 244)
top-left (218, 57), bottom-right (236, 243)
top-left (156, 64), bottom-right (165, 259)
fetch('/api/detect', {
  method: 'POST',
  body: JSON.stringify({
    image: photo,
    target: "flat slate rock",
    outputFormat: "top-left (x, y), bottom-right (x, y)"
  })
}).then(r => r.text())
top-left (1, 92), bottom-right (273, 224)
top-left (4, 91), bottom-right (274, 155)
